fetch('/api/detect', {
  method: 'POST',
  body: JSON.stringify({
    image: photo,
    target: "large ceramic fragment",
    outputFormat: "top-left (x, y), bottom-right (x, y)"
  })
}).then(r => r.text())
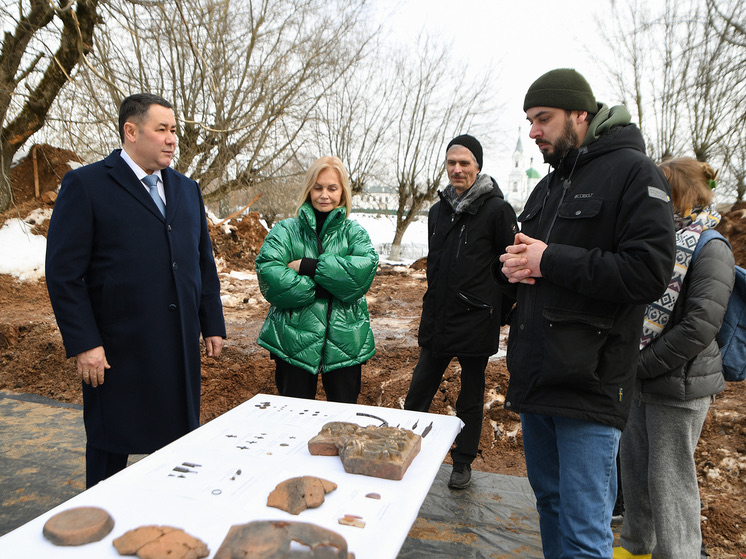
top-left (214, 520), bottom-right (354, 559)
top-left (266, 476), bottom-right (337, 515)
top-left (42, 506), bottom-right (114, 546)
top-left (113, 525), bottom-right (209, 559)
top-left (307, 422), bottom-right (360, 455)
top-left (308, 422), bottom-right (421, 480)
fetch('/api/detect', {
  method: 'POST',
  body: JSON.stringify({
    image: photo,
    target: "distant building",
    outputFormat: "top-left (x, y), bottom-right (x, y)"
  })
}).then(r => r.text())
top-left (352, 184), bottom-right (399, 214)
top-left (506, 132), bottom-right (542, 214)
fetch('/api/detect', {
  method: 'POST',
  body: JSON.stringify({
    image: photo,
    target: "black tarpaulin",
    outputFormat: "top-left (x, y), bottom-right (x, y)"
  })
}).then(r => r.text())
top-left (398, 464), bottom-right (543, 558)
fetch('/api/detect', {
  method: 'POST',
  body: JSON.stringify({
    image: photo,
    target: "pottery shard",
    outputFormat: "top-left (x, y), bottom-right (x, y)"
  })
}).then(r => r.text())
top-left (266, 476), bottom-right (337, 515)
top-left (137, 530), bottom-right (209, 559)
top-left (214, 520), bottom-right (354, 559)
top-left (308, 422), bottom-right (422, 481)
top-left (113, 526), bottom-right (177, 555)
top-left (42, 506), bottom-right (115, 546)
top-left (113, 525), bottom-right (209, 559)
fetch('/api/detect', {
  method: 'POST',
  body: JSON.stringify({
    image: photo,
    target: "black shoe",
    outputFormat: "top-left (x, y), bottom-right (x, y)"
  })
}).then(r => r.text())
top-left (448, 462), bottom-right (471, 489)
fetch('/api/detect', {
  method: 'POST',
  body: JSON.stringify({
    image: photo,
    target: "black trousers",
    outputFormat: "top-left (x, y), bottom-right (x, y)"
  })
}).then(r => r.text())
top-left (273, 356), bottom-right (361, 404)
top-left (404, 346), bottom-right (488, 464)
top-left (85, 443), bottom-right (128, 488)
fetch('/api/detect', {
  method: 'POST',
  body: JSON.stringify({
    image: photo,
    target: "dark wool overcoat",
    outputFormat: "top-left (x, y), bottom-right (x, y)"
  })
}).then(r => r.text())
top-left (46, 150), bottom-right (225, 454)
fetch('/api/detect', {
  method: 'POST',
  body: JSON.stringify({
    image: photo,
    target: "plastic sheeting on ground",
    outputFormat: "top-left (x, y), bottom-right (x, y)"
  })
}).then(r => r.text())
top-left (398, 464), bottom-right (543, 558)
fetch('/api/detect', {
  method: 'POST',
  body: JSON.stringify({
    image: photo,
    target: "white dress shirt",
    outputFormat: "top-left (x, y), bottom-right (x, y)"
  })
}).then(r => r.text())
top-left (120, 148), bottom-right (166, 206)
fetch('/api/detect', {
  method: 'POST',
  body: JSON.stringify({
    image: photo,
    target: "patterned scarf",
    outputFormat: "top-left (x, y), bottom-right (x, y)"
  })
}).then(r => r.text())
top-left (640, 205), bottom-right (721, 349)
top-left (442, 173), bottom-right (494, 215)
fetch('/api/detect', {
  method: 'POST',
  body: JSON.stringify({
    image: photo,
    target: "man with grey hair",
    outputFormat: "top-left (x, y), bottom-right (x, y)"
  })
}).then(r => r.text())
top-left (405, 134), bottom-right (517, 489)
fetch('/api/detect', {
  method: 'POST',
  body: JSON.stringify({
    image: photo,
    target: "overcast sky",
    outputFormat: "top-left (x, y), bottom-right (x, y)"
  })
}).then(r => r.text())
top-left (376, 0), bottom-right (628, 183)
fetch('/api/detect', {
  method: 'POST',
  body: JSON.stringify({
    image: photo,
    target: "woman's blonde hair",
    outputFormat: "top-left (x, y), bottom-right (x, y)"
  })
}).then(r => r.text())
top-left (296, 156), bottom-right (352, 218)
top-left (658, 157), bottom-right (716, 212)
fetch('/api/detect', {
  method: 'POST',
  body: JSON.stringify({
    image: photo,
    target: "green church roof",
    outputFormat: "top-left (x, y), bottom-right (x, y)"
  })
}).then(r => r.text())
top-left (526, 167), bottom-right (541, 179)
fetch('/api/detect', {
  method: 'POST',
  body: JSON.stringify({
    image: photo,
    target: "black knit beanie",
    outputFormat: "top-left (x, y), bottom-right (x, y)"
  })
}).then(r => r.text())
top-left (523, 68), bottom-right (597, 113)
top-left (446, 134), bottom-right (483, 169)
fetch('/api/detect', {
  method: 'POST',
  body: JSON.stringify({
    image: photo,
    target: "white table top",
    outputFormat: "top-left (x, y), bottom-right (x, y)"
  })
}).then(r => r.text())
top-left (0, 394), bottom-right (462, 558)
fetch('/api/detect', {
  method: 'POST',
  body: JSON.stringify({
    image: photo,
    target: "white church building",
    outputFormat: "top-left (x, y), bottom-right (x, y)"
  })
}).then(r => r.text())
top-left (505, 133), bottom-right (542, 214)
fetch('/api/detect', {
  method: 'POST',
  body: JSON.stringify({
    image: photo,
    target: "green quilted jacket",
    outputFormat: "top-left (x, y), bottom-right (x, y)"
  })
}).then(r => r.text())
top-left (256, 203), bottom-right (378, 374)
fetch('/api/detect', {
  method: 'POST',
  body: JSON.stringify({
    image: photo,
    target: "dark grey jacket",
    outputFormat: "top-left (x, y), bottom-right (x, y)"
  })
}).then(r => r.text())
top-left (638, 236), bottom-right (734, 401)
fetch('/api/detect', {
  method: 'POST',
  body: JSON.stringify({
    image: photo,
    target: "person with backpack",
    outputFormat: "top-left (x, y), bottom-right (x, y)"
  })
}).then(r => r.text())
top-left (616, 157), bottom-right (736, 559)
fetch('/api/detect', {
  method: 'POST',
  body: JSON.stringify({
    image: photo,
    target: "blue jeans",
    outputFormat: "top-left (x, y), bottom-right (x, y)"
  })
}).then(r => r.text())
top-left (521, 413), bottom-right (620, 559)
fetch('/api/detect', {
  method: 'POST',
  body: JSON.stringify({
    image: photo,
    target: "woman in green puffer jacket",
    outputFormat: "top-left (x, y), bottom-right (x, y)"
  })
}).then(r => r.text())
top-left (256, 156), bottom-right (378, 403)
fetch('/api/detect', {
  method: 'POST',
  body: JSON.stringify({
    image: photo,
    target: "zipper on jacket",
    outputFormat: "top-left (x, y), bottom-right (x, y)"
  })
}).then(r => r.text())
top-left (457, 291), bottom-right (494, 319)
top-left (431, 204), bottom-right (441, 238)
top-left (314, 218), bottom-right (327, 372)
top-left (315, 216), bottom-right (333, 372)
top-left (456, 224), bottom-right (466, 259)
top-left (543, 148), bottom-right (584, 242)
top-left (317, 301), bottom-right (333, 374)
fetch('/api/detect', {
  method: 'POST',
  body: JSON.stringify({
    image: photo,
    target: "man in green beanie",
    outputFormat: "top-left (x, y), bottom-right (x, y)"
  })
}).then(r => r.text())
top-left (497, 68), bottom-right (676, 558)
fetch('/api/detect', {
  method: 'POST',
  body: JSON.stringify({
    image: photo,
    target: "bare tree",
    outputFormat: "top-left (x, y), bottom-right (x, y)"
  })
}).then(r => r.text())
top-left (705, 0), bottom-right (746, 202)
top-left (680, 3), bottom-right (745, 163)
top-left (0, 0), bottom-right (100, 212)
top-left (706, 0), bottom-right (746, 49)
top-left (601, 0), bottom-right (746, 201)
top-left (722, 126), bottom-right (746, 203)
top-left (309, 57), bottom-right (397, 195)
top-left (603, 0), bottom-right (685, 161)
top-left (386, 38), bottom-right (496, 260)
top-left (51, 0), bottom-right (378, 217)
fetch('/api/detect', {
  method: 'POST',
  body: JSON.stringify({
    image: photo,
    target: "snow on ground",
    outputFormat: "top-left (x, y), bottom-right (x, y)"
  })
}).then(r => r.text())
top-left (350, 213), bottom-right (428, 264)
top-left (0, 209), bottom-right (52, 281)
top-left (0, 210), bottom-right (429, 282)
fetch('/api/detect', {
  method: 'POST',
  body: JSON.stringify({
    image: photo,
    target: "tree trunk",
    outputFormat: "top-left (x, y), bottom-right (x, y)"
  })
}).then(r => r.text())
top-left (389, 196), bottom-right (428, 261)
top-left (0, 0), bottom-right (100, 212)
top-left (389, 227), bottom-right (407, 261)
top-left (0, 146), bottom-right (12, 212)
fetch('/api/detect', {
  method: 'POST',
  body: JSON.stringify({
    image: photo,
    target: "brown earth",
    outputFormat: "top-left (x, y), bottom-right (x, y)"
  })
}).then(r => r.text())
top-left (1, 145), bottom-right (745, 557)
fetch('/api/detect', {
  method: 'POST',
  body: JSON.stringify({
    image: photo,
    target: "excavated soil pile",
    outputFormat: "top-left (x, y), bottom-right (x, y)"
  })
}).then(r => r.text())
top-left (210, 212), bottom-right (267, 272)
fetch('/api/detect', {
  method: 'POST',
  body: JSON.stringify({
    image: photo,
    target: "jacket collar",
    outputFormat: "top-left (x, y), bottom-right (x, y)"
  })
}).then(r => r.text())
top-left (440, 173), bottom-right (500, 215)
top-left (298, 202), bottom-right (346, 236)
top-left (105, 149), bottom-right (183, 220)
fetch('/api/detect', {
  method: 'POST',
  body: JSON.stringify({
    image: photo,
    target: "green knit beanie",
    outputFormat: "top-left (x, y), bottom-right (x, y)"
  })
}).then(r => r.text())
top-left (523, 68), bottom-right (597, 112)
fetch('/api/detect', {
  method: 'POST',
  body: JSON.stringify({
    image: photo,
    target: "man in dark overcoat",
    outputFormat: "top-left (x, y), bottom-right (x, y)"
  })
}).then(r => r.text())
top-left (46, 93), bottom-right (226, 488)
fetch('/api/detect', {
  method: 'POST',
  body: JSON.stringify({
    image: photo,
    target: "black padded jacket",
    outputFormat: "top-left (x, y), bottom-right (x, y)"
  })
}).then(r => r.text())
top-left (504, 123), bottom-right (676, 430)
top-left (418, 176), bottom-right (518, 357)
